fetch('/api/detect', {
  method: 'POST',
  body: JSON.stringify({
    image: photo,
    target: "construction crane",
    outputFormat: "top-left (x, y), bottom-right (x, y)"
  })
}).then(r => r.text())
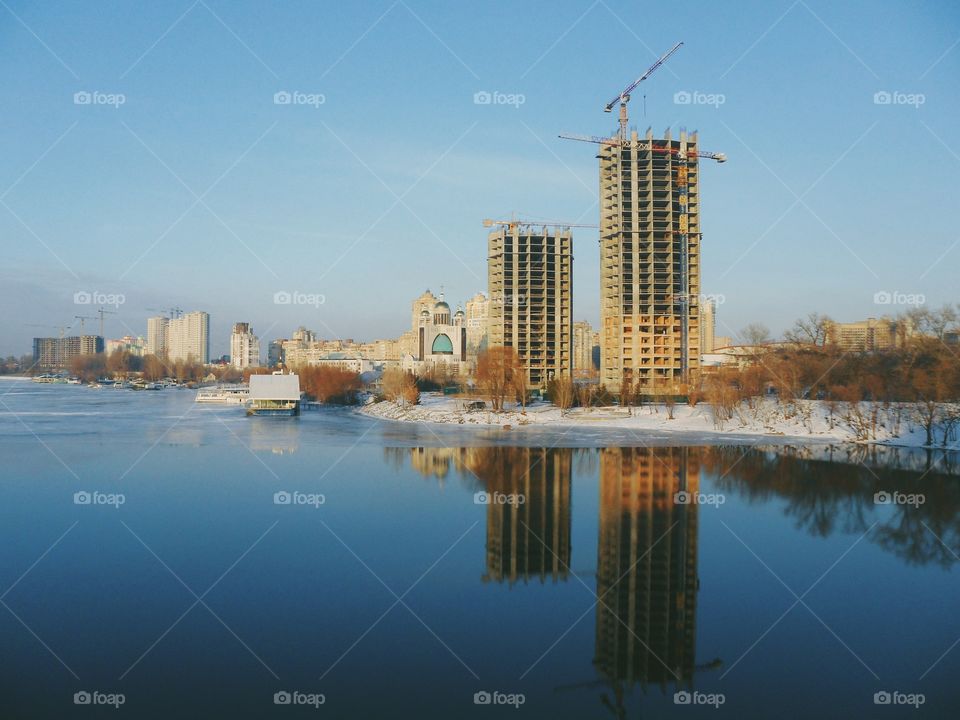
top-left (483, 217), bottom-right (598, 231)
top-left (74, 315), bottom-right (96, 333)
top-left (558, 132), bottom-right (727, 162)
top-left (605, 41), bottom-right (683, 138)
top-left (145, 306), bottom-right (184, 319)
top-left (96, 307), bottom-right (116, 338)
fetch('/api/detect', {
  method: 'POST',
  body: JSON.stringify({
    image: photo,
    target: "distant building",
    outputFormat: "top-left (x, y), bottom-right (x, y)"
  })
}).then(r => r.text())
top-left (32, 335), bottom-right (104, 371)
top-left (105, 336), bottom-right (145, 357)
top-left (488, 224), bottom-right (573, 389)
top-left (146, 316), bottom-right (169, 357)
top-left (267, 339), bottom-right (285, 368)
top-left (713, 335), bottom-right (733, 349)
top-left (573, 321), bottom-right (596, 378)
top-left (167, 311), bottom-right (210, 364)
top-left (230, 322), bottom-right (260, 369)
top-left (700, 298), bottom-right (716, 355)
top-left (826, 317), bottom-right (909, 352)
top-left (465, 292), bottom-right (490, 355)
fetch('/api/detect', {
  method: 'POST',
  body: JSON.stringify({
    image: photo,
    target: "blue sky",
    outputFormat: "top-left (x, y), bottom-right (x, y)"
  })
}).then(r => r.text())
top-left (1, 0), bottom-right (957, 356)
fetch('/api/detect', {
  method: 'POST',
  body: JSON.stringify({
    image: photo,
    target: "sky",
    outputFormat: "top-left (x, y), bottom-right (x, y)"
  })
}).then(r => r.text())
top-left (1, 0), bottom-right (958, 357)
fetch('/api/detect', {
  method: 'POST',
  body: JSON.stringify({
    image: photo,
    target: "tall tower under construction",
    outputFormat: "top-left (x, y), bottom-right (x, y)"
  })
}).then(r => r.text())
top-left (599, 128), bottom-right (702, 394)
top-left (488, 224), bottom-right (573, 389)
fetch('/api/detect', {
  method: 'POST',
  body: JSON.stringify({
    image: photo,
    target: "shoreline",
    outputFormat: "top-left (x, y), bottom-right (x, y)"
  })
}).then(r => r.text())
top-left (359, 394), bottom-right (960, 452)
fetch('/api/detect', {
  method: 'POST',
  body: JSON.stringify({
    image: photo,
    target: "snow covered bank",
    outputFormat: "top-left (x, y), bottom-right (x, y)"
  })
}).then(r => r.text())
top-left (360, 394), bottom-right (960, 450)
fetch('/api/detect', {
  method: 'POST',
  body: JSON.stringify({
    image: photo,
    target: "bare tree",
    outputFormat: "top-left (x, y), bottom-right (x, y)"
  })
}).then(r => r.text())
top-left (785, 312), bottom-right (834, 347)
top-left (476, 346), bottom-right (523, 412)
top-left (740, 322), bottom-right (771, 347)
top-left (382, 367), bottom-right (419, 406)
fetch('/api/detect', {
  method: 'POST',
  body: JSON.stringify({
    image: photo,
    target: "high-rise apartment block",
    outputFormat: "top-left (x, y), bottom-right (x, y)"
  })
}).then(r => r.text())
top-left (230, 322), bottom-right (260, 368)
top-left (32, 335), bottom-right (104, 370)
top-left (168, 311), bottom-right (209, 364)
top-left (599, 129), bottom-right (702, 393)
top-left (146, 316), bottom-right (169, 357)
top-left (488, 224), bottom-right (572, 389)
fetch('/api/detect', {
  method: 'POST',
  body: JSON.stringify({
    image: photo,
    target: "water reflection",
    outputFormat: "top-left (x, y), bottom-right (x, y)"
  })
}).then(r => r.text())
top-left (595, 448), bottom-right (702, 698)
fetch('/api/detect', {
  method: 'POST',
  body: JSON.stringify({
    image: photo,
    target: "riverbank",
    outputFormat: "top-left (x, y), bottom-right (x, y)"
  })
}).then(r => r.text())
top-left (360, 394), bottom-right (960, 450)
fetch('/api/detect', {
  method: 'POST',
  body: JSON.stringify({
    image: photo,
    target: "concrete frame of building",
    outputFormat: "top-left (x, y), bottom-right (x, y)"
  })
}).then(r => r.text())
top-left (488, 225), bottom-right (573, 389)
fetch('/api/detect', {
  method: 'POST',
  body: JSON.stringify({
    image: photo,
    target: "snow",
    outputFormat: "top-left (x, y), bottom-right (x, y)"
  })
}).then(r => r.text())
top-left (360, 394), bottom-right (960, 450)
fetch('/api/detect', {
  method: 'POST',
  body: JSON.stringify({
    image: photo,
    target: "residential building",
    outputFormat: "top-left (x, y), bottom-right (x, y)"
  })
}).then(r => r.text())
top-left (713, 335), bottom-right (733, 350)
top-left (230, 322), bottom-right (260, 369)
top-left (32, 335), bottom-right (104, 370)
top-left (167, 311), bottom-right (210, 364)
top-left (573, 320), bottom-right (597, 378)
top-left (105, 336), bottom-right (145, 357)
top-left (465, 291), bottom-right (490, 355)
top-left (599, 129), bottom-right (702, 393)
top-left (146, 316), bottom-right (169, 357)
top-left (488, 224), bottom-right (573, 389)
top-left (700, 297), bottom-right (716, 355)
top-left (825, 317), bottom-right (909, 352)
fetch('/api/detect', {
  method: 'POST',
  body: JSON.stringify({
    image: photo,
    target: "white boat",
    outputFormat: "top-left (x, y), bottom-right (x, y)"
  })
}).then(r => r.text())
top-left (195, 385), bottom-right (250, 404)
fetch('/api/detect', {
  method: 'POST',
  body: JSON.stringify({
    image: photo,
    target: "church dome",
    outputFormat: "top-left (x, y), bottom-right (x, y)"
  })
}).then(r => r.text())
top-left (434, 300), bottom-right (450, 311)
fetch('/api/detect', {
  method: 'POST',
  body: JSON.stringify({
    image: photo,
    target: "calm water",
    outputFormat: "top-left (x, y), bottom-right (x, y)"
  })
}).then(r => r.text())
top-left (1, 378), bottom-right (959, 718)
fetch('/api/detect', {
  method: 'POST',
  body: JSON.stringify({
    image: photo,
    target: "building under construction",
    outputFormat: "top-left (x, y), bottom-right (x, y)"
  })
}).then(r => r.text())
top-left (488, 224), bottom-right (573, 389)
top-left (599, 128), bottom-right (703, 394)
top-left (562, 41), bottom-right (724, 395)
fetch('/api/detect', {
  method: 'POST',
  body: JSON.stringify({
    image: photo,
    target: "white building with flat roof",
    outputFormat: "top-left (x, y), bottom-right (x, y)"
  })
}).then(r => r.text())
top-left (167, 311), bottom-right (210, 364)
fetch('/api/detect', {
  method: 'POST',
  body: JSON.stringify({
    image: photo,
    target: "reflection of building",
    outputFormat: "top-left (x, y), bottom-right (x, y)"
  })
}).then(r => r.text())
top-left (595, 447), bottom-right (699, 687)
top-left (488, 224), bottom-right (573, 389)
top-left (32, 335), bottom-right (104, 370)
top-left (476, 447), bottom-right (573, 586)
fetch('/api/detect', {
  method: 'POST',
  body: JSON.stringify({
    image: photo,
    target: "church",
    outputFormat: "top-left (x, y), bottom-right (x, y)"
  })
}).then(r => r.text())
top-left (401, 289), bottom-right (469, 376)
